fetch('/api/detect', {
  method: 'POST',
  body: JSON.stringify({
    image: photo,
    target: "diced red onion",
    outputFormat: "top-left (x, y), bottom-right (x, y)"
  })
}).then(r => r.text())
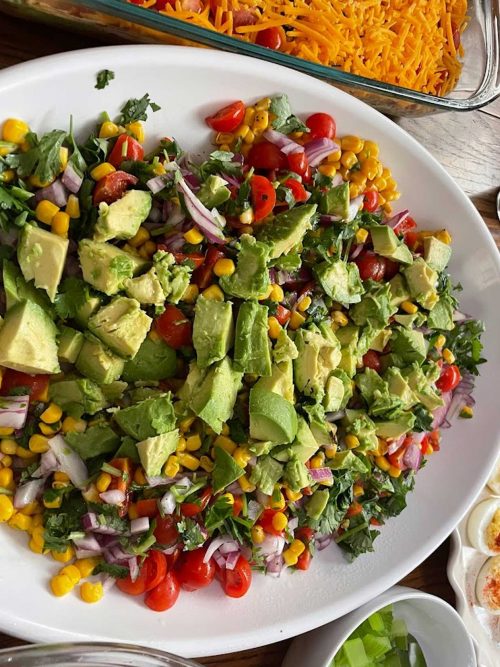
top-left (147, 174), bottom-right (171, 194)
top-left (321, 213), bottom-right (342, 223)
top-left (213, 551), bottom-right (226, 569)
top-left (266, 555), bottom-right (284, 577)
top-left (129, 557), bottom-right (139, 583)
top-left (453, 310), bottom-right (472, 322)
top-left (32, 451), bottom-right (59, 478)
top-left (72, 534), bottom-right (102, 553)
top-left (276, 270), bottom-right (293, 286)
top-left (76, 548), bottom-right (101, 559)
top-left (304, 137), bottom-right (339, 167)
top-left (387, 434), bottom-right (406, 455)
top-left (432, 391), bottom-right (452, 429)
top-left (220, 172), bottom-right (240, 187)
top-left (34, 179), bottom-right (68, 207)
top-left (316, 535), bottom-right (332, 551)
top-left (13, 479), bottom-right (44, 509)
top-left (203, 536), bottom-right (231, 563)
top-left (411, 432), bottom-right (426, 445)
top-left (108, 545), bottom-right (135, 561)
top-left (92, 524), bottom-right (122, 535)
top-left (145, 475), bottom-right (169, 487)
top-left (99, 489), bottom-right (125, 505)
top-left (182, 171), bottom-right (200, 191)
top-left (350, 243), bottom-right (365, 260)
top-left (95, 534), bottom-right (120, 549)
top-left (161, 545), bottom-right (178, 556)
top-left (247, 500), bottom-right (262, 522)
top-left (0, 395), bottom-right (30, 429)
top-left (160, 491), bottom-right (176, 515)
top-left (147, 206), bottom-right (162, 224)
top-left (330, 173), bottom-right (343, 187)
top-left (310, 467), bottom-right (333, 483)
top-left (130, 517), bottom-right (150, 535)
top-left (219, 541), bottom-right (239, 555)
top-left (61, 163), bottom-right (83, 194)
top-left (326, 410), bottom-right (345, 422)
top-left (102, 575), bottom-right (117, 592)
top-left (48, 435), bottom-right (88, 489)
top-left (403, 444), bottom-right (422, 470)
top-left (225, 550), bottom-right (241, 571)
top-left (260, 534), bottom-right (285, 557)
top-left (347, 195), bottom-right (364, 222)
top-left (226, 481), bottom-right (244, 496)
top-left (263, 128), bottom-right (303, 155)
top-left (288, 517), bottom-right (299, 532)
top-left (177, 177), bottom-right (226, 244)
top-left (269, 268), bottom-right (277, 284)
top-left (163, 202), bottom-right (185, 226)
top-left (81, 512), bottom-right (99, 532)
top-left (256, 490), bottom-right (270, 506)
top-left (385, 209), bottom-right (409, 230)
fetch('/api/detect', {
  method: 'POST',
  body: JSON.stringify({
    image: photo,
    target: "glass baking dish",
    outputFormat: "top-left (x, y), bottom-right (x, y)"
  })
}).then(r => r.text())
top-left (1, 0), bottom-right (499, 116)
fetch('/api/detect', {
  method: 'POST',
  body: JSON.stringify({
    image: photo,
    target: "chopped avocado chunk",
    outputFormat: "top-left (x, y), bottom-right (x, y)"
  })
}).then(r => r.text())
top-left (423, 235), bottom-right (452, 272)
top-left (385, 367), bottom-right (417, 409)
top-left (88, 296), bottom-right (152, 359)
top-left (124, 268), bottom-right (165, 305)
top-left (255, 360), bottom-right (294, 403)
top-left (153, 251), bottom-right (192, 304)
top-left (369, 225), bottom-right (413, 264)
top-left (101, 380), bottom-right (127, 402)
top-left (255, 204), bottom-right (316, 259)
top-left (427, 295), bottom-right (455, 330)
top-left (65, 424), bottom-right (120, 460)
top-left (190, 357), bottom-right (242, 434)
top-left (249, 455), bottom-right (283, 495)
top-left (0, 301), bottom-right (59, 374)
top-left (344, 410), bottom-right (379, 452)
top-left (330, 368), bottom-right (353, 410)
top-left (74, 295), bottom-right (101, 328)
top-left (351, 283), bottom-right (397, 329)
top-left (389, 274), bottom-right (411, 307)
top-left (197, 175), bottom-right (231, 209)
top-left (114, 394), bottom-right (176, 441)
top-left (320, 182), bottom-right (349, 219)
top-left (356, 368), bottom-right (405, 419)
top-left (79, 239), bottom-right (147, 296)
top-left (212, 445), bottom-right (244, 493)
top-left (58, 326), bottom-right (84, 363)
top-left (393, 313), bottom-right (418, 328)
top-left (324, 373), bottom-right (345, 412)
top-left (249, 386), bottom-right (298, 444)
top-left (49, 378), bottom-right (107, 417)
top-left (94, 190), bottom-right (152, 242)
top-left (274, 415), bottom-right (318, 463)
top-left (17, 224), bottom-right (69, 302)
top-left (293, 325), bottom-right (341, 402)
top-left (3, 259), bottom-right (52, 313)
top-left (303, 402), bottom-right (335, 447)
top-left (219, 235), bottom-right (270, 299)
top-left (404, 258), bottom-right (438, 310)
top-left (306, 489), bottom-right (329, 520)
top-left (234, 301), bottom-right (272, 376)
top-left (369, 328), bottom-right (392, 352)
top-left (273, 329), bottom-right (298, 364)
top-left (114, 436), bottom-right (141, 463)
top-left (75, 335), bottom-right (125, 384)
top-left (137, 430), bottom-right (179, 477)
top-left (336, 325), bottom-right (359, 377)
top-left (193, 295), bottom-right (233, 368)
top-left (283, 457), bottom-right (312, 492)
top-left (122, 337), bottom-right (176, 382)
top-left (390, 327), bottom-right (428, 364)
top-left (374, 413), bottom-right (416, 439)
top-left (314, 259), bottom-right (364, 305)
top-left (403, 364), bottom-right (444, 411)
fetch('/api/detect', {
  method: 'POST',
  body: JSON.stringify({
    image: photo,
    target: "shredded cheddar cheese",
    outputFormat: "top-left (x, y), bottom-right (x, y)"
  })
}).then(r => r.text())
top-left (141, 0), bottom-right (468, 96)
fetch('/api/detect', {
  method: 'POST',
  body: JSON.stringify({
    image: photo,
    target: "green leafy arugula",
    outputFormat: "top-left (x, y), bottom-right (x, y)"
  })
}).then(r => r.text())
top-left (54, 277), bottom-right (92, 320)
top-left (269, 94), bottom-right (308, 134)
top-left (95, 69), bottom-right (115, 90)
top-left (119, 93), bottom-right (161, 125)
top-left (7, 130), bottom-right (66, 183)
top-left (446, 319), bottom-right (486, 376)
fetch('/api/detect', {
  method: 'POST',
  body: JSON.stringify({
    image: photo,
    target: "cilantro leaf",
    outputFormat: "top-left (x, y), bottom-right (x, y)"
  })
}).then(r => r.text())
top-left (54, 277), bottom-right (92, 320)
top-left (67, 117), bottom-right (87, 177)
top-left (93, 562), bottom-right (128, 578)
top-left (0, 184), bottom-right (33, 231)
top-left (412, 404), bottom-right (433, 432)
top-left (335, 514), bottom-right (379, 561)
top-left (95, 69), bottom-right (115, 90)
top-left (445, 319), bottom-right (486, 376)
top-left (269, 94), bottom-right (308, 134)
top-left (177, 517), bottom-right (206, 551)
top-left (205, 495), bottom-right (234, 533)
top-left (43, 492), bottom-right (87, 552)
top-left (79, 134), bottom-right (109, 170)
top-left (7, 129), bottom-right (66, 183)
top-left (119, 94), bottom-right (161, 125)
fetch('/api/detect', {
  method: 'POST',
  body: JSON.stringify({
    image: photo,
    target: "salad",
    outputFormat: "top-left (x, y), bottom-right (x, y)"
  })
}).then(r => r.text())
top-left (0, 90), bottom-right (485, 612)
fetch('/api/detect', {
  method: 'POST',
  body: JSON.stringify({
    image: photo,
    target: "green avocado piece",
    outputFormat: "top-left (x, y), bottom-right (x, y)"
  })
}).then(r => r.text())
top-left (328, 450), bottom-right (369, 473)
top-left (306, 489), bottom-right (329, 520)
top-left (388, 274), bottom-right (411, 307)
top-left (58, 326), bottom-right (84, 364)
top-left (114, 393), bottom-right (176, 441)
top-left (369, 225), bottom-right (413, 264)
top-left (234, 301), bottom-right (272, 376)
top-left (323, 373), bottom-right (345, 412)
top-left (101, 380), bottom-right (128, 403)
top-left (65, 424), bottom-right (120, 460)
top-left (219, 235), bottom-right (270, 299)
top-left (17, 224), bottom-right (69, 302)
top-left (193, 295), bottom-right (233, 369)
top-left (303, 403), bottom-right (335, 447)
top-left (212, 445), bottom-right (244, 493)
top-left (190, 357), bottom-right (243, 434)
top-left (403, 365), bottom-right (444, 411)
top-left (385, 367), bottom-right (417, 409)
top-left (197, 175), bottom-right (231, 209)
top-left (355, 368), bottom-right (405, 419)
top-left (330, 368), bottom-right (353, 410)
top-left (393, 313), bottom-right (418, 328)
top-left (3, 259), bottom-right (52, 314)
top-left (114, 435), bottom-right (141, 463)
top-left (273, 415), bottom-right (319, 463)
top-left (137, 430), bottom-right (179, 477)
top-left (356, 368), bottom-right (386, 403)
top-left (75, 335), bottom-right (125, 384)
top-left (255, 204), bottom-right (316, 259)
top-left (283, 457), bottom-right (312, 492)
top-left (122, 337), bottom-right (177, 382)
top-left (369, 328), bottom-right (392, 352)
top-left (423, 236), bottom-right (452, 272)
top-left (390, 327), bottom-right (428, 364)
top-left (320, 182), bottom-right (350, 219)
top-left (255, 360), bottom-right (294, 403)
top-left (74, 295), bottom-right (102, 328)
top-left (49, 378), bottom-right (107, 418)
top-left (79, 239), bottom-right (147, 296)
top-left (249, 386), bottom-right (298, 444)
top-left (94, 190), bottom-right (152, 243)
top-left (153, 251), bottom-right (192, 305)
top-left (404, 258), bottom-right (438, 310)
top-left (272, 329), bottom-right (298, 364)
top-left (124, 268), bottom-right (165, 306)
top-left (0, 300), bottom-right (60, 374)
top-left (351, 283), bottom-right (397, 329)
top-left (343, 409), bottom-right (379, 452)
top-left (88, 296), bottom-right (152, 359)
top-left (427, 295), bottom-right (455, 331)
top-left (249, 455), bottom-right (283, 495)
top-left (374, 413), bottom-right (415, 439)
top-left (314, 259), bottom-right (364, 305)
top-left (293, 325), bottom-right (341, 401)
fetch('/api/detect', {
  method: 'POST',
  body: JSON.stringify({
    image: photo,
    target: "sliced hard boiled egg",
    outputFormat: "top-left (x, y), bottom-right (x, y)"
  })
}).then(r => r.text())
top-left (467, 498), bottom-right (500, 556)
top-left (476, 555), bottom-right (500, 615)
top-left (487, 455), bottom-right (500, 496)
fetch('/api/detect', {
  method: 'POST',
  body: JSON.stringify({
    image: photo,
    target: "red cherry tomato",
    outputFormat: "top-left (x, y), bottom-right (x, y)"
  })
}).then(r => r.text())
top-left (362, 350), bottom-right (381, 372)
top-left (404, 230), bottom-right (419, 250)
top-left (192, 247), bottom-right (225, 290)
top-left (205, 101), bottom-right (245, 133)
top-left (116, 563), bottom-right (149, 596)
top-left (220, 555), bottom-right (252, 598)
top-left (363, 189), bottom-right (379, 213)
top-left (0, 370), bottom-right (49, 401)
top-left (255, 27), bottom-right (282, 50)
top-left (295, 526), bottom-right (314, 543)
top-left (436, 364), bottom-right (461, 392)
top-left (384, 258), bottom-right (400, 281)
top-left (247, 141), bottom-right (287, 171)
top-left (176, 548), bottom-right (216, 591)
top-left (420, 435), bottom-right (433, 456)
top-left (154, 515), bottom-right (179, 547)
top-left (258, 508), bottom-right (284, 536)
top-left (107, 458), bottom-right (132, 496)
top-left (155, 305), bottom-right (192, 349)
top-left (283, 178), bottom-right (308, 203)
top-left (305, 112), bottom-right (336, 140)
top-left (92, 171), bottom-right (138, 205)
top-left (387, 447), bottom-right (406, 470)
top-left (275, 304), bottom-right (291, 325)
top-left (180, 487), bottom-right (212, 517)
top-left (287, 150), bottom-right (308, 178)
top-left (144, 550), bottom-right (168, 592)
top-left (346, 501), bottom-right (363, 518)
top-left (232, 495), bottom-right (244, 517)
top-left (172, 252), bottom-right (205, 269)
top-left (108, 134), bottom-right (144, 168)
top-left (296, 549), bottom-right (311, 571)
top-left (394, 215), bottom-right (418, 238)
top-left (144, 572), bottom-right (180, 611)
top-left (250, 175), bottom-right (276, 222)
top-left (354, 250), bottom-right (386, 281)
top-left (135, 499), bottom-right (158, 518)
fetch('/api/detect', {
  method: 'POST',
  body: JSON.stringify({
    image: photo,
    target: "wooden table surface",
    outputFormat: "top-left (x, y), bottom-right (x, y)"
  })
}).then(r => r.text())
top-left (0, 11), bottom-right (498, 666)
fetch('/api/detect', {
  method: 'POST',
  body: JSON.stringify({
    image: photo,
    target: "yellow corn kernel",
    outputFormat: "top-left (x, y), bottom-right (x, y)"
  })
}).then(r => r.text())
top-left (338, 166), bottom-right (350, 180)
top-left (61, 416), bottom-right (86, 434)
top-left (50, 211), bottom-right (70, 237)
top-left (272, 512), bottom-right (288, 532)
top-left (332, 310), bottom-right (349, 327)
top-left (214, 435), bottom-right (237, 454)
top-left (0, 427), bottom-right (14, 438)
top-left (213, 258), bottom-right (235, 277)
top-left (341, 151), bottom-right (359, 170)
top-left (363, 140), bottom-right (379, 158)
top-left (434, 334), bottom-right (446, 349)
top-left (52, 545), bottom-right (75, 563)
top-left (199, 455), bottom-right (214, 473)
top-left (375, 456), bottom-right (391, 472)
top-left (285, 487), bottom-right (303, 502)
top-left (384, 190), bottom-right (400, 203)
top-left (238, 474), bottom-right (256, 493)
top-left (234, 124), bottom-right (250, 140)
top-left (351, 484), bottom-right (364, 499)
top-left (2, 118), bottom-right (29, 144)
top-left (60, 564), bottom-right (81, 585)
top-left (373, 177), bottom-right (387, 191)
top-left (345, 434), bottom-right (360, 449)
top-left (267, 284), bottom-right (283, 303)
top-left (0, 467), bottom-right (14, 490)
top-left (310, 455), bottom-right (324, 469)
top-left (355, 228), bottom-right (369, 244)
top-left (28, 434), bottom-right (49, 454)
top-left (202, 285), bottom-right (224, 301)
top-left (233, 446), bottom-right (251, 468)
top-left (91, 162), bottom-right (116, 181)
top-left (318, 164), bottom-right (337, 178)
top-left (16, 444), bottom-right (36, 460)
top-left (243, 129), bottom-right (255, 145)
top-left (435, 229), bottom-right (452, 244)
top-left (221, 492), bottom-right (234, 506)
top-left (128, 226), bottom-right (150, 248)
top-left (127, 503), bottom-right (138, 520)
top-left (179, 416), bottom-right (195, 433)
top-left (126, 121), bottom-right (144, 143)
top-left (377, 194), bottom-right (386, 207)
top-left (327, 148), bottom-right (342, 163)
top-left (292, 296), bottom-right (310, 315)
top-left (283, 548), bottom-right (298, 567)
top-left (164, 455), bottom-right (180, 478)
top-left (177, 452), bottom-right (200, 471)
top-left (375, 438), bottom-right (388, 457)
top-left (388, 465), bottom-right (402, 478)
top-left (361, 157), bottom-right (380, 181)
top-left (36, 199), bottom-right (59, 225)
top-left (401, 301), bottom-right (418, 315)
top-left (1, 439), bottom-right (17, 455)
top-left (96, 472), bottom-right (112, 493)
top-left (442, 348), bottom-right (456, 364)
top-left (21, 501), bottom-right (41, 516)
top-left (0, 169), bottom-right (15, 184)
top-left (289, 311), bottom-right (306, 330)
top-left (185, 434), bottom-right (202, 452)
top-left (44, 497), bottom-right (62, 509)
top-left (251, 525), bottom-right (265, 544)
top-left (266, 316), bottom-right (281, 340)
top-left (50, 574), bottom-right (74, 597)
top-left (38, 422), bottom-right (58, 436)
top-left (219, 143), bottom-right (231, 153)
top-left (255, 97), bottom-right (271, 111)
top-left (0, 142), bottom-right (16, 158)
top-left (349, 183), bottom-right (360, 199)
top-left (99, 121), bottom-right (120, 139)
top-left (0, 495), bottom-right (14, 522)
top-left (289, 539), bottom-right (306, 556)
top-left (269, 489), bottom-right (286, 511)
top-left (9, 513), bottom-right (32, 531)
top-left (244, 107), bottom-right (256, 126)
top-left (349, 170), bottom-right (367, 187)
top-left (215, 132), bottom-right (234, 146)
top-left (341, 136), bottom-right (364, 154)
top-left (253, 110), bottom-right (269, 133)
top-left (134, 467), bottom-right (149, 486)
top-left (1, 456), bottom-right (12, 468)
top-left (40, 403), bottom-right (63, 425)
top-left (140, 239), bottom-right (156, 258)
top-left (31, 525), bottom-right (45, 548)
top-left (460, 405), bottom-right (474, 419)
top-left (31, 514), bottom-right (44, 528)
top-left (80, 581), bottom-right (103, 604)
top-left (153, 162), bottom-right (166, 176)
top-left (324, 444), bottom-right (337, 459)
top-left (75, 557), bottom-right (101, 578)
top-left (184, 227), bottom-right (204, 245)
top-left (29, 538), bottom-right (44, 554)
top-left (181, 283), bottom-right (199, 303)
top-left (53, 472), bottom-right (70, 484)
top-left (239, 207), bottom-right (254, 226)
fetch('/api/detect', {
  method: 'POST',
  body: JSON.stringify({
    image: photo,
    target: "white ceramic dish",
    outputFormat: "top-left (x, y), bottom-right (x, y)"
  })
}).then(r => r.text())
top-left (282, 585), bottom-right (477, 667)
top-left (0, 45), bottom-right (499, 658)
top-left (448, 453), bottom-right (500, 667)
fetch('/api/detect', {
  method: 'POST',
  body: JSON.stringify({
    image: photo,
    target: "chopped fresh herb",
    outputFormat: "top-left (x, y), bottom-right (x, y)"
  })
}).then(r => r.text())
top-left (336, 514), bottom-right (379, 561)
top-left (19, 461), bottom-right (40, 484)
top-left (412, 404), bottom-right (434, 432)
top-left (177, 517), bottom-right (206, 551)
top-left (95, 69), bottom-right (115, 90)
top-left (446, 319), bottom-right (486, 375)
top-left (54, 277), bottom-right (92, 320)
top-left (119, 93), bottom-right (161, 125)
top-left (6, 129), bottom-right (66, 183)
top-left (43, 493), bottom-right (87, 552)
top-left (270, 94), bottom-right (308, 134)
top-left (93, 562), bottom-right (128, 579)
top-left (205, 495), bottom-right (234, 533)
top-left (0, 184), bottom-right (33, 231)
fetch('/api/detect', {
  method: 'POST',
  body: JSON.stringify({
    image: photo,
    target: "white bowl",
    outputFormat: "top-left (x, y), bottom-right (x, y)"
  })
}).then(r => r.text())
top-left (283, 585), bottom-right (478, 667)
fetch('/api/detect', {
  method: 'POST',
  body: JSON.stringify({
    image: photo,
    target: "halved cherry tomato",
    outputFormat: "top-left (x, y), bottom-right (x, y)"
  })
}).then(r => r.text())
top-left (436, 364), bottom-right (461, 392)
top-left (108, 458), bottom-right (132, 496)
top-left (295, 526), bottom-right (314, 543)
top-left (192, 247), bottom-right (225, 289)
top-left (256, 26), bottom-right (282, 50)
top-left (305, 112), bottom-right (336, 140)
top-left (144, 550), bottom-right (168, 592)
top-left (394, 215), bottom-right (418, 238)
top-left (135, 499), bottom-right (158, 518)
top-left (232, 495), bottom-right (244, 517)
top-left (180, 487), bottom-right (212, 517)
top-left (296, 549), bottom-right (311, 571)
top-left (384, 258), bottom-right (400, 281)
top-left (258, 508), bottom-right (284, 536)
top-left (362, 350), bottom-right (381, 372)
top-left (0, 370), bottom-right (49, 401)
top-left (250, 175), bottom-right (276, 222)
top-left (155, 305), bottom-right (192, 349)
top-left (387, 447), bottom-right (406, 470)
top-left (92, 171), bottom-right (138, 205)
top-left (172, 252), bottom-right (205, 269)
top-left (205, 101), bottom-right (245, 133)
top-left (144, 572), bottom-right (180, 611)
top-left (287, 150), bottom-right (308, 178)
top-left (220, 555), bottom-right (252, 598)
top-left (420, 434), bottom-right (433, 456)
top-left (275, 304), bottom-right (291, 325)
top-left (346, 501), bottom-right (363, 518)
top-left (428, 429), bottom-right (441, 452)
top-left (283, 178), bottom-right (308, 203)
top-left (154, 515), bottom-right (179, 547)
top-left (108, 134), bottom-right (144, 168)
top-left (176, 548), bottom-right (215, 591)
top-left (247, 141), bottom-right (287, 171)
top-left (116, 563), bottom-right (149, 596)
top-left (363, 189), bottom-right (379, 213)
top-left (354, 250), bottom-right (386, 281)
top-left (370, 517), bottom-right (382, 527)
top-left (404, 230), bottom-right (419, 250)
